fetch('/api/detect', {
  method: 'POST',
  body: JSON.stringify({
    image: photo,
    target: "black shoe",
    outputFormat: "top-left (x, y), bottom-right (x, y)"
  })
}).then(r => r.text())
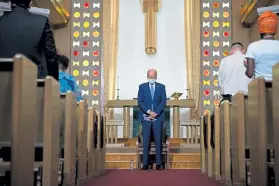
top-left (141, 165), bottom-right (149, 170)
top-left (156, 165), bottom-right (163, 170)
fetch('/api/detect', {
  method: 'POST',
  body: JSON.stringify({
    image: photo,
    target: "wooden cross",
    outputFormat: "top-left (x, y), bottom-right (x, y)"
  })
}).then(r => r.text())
top-left (140, 0), bottom-right (161, 55)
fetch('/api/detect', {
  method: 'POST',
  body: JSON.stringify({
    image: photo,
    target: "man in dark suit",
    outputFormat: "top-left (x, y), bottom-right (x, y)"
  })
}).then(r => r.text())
top-left (0, 0), bottom-right (58, 80)
top-left (137, 69), bottom-right (167, 170)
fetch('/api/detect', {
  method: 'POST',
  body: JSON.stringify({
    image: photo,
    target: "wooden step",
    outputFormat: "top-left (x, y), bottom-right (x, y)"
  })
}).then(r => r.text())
top-left (106, 153), bottom-right (136, 161)
top-left (170, 153), bottom-right (200, 161)
top-left (105, 153), bottom-right (200, 169)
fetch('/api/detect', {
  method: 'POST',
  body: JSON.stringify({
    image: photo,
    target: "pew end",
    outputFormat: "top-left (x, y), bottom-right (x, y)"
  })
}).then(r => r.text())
top-left (87, 107), bottom-right (97, 178)
top-left (247, 78), bottom-right (271, 186)
top-left (77, 101), bottom-right (89, 185)
top-left (0, 55), bottom-right (38, 186)
top-left (273, 63), bottom-right (279, 186)
top-left (231, 92), bottom-right (247, 186)
top-left (200, 116), bottom-right (206, 174)
top-left (220, 101), bottom-right (232, 185)
top-left (61, 92), bottom-right (78, 186)
top-left (213, 106), bottom-right (221, 180)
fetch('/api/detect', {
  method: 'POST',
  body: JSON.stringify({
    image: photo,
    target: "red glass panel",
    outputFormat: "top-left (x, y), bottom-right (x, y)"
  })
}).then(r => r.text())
top-left (213, 60), bottom-right (219, 67)
top-left (73, 50), bottom-right (79, 56)
top-left (84, 2), bottom-right (89, 8)
top-left (203, 70), bottom-right (210, 76)
top-left (204, 89), bottom-right (210, 96)
top-left (83, 41), bottom-right (89, 47)
top-left (213, 2), bottom-right (219, 8)
top-left (93, 51), bottom-right (99, 56)
top-left (203, 31), bottom-right (209, 37)
top-left (92, 89), bottom-right (99, 96)
top-left (203, 50), bottom-right (209, 56)
top-left (223, 31), bottom-right (229, 37)
top-left (92, 70), bottom-right (99, 77)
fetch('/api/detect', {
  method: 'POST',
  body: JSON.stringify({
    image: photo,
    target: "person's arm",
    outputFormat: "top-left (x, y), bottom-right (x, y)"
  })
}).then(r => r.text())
top-left (41, 19), bottom-right (58, 79)
top-left (154, 85), bottom-right (167, 115)
top-left (245, 44), bottom-right (256, 78)
top-left (73, 81), bottom-right (83, 101)
top-left (218, 59), bottom-right (225, 88)
top-left (137, 85), bottom-right (149, 114)
top-left (245, 58), bottom-right (255, 78)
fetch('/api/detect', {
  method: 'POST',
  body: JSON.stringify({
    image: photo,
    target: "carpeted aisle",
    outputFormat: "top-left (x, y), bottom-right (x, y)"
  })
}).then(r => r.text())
top-left (86, 169), bottom-right (223, 186)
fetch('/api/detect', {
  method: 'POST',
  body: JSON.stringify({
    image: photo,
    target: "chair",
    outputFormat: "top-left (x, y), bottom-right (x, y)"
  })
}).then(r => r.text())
top-left (136, 124), bottom-right (170, 169)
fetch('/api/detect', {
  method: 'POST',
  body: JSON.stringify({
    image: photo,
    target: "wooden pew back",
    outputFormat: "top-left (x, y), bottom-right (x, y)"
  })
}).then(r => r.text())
top-left (213, 106), bottom-right (221, 180)
top-left (207, 113), bottom-right (213, 177)
top-left (87, 107), bottom-right (97, 177)
top-left (247, 78), bottom-right (271, 186)
top-left (61, 92), bottom-right (77, 185)
top-left (200, 116), bottom-right (206, 173)
top-left (0, 56), bottom-right (38, 186)
top-left (220, 101), bottom-right (231, 185)
top-left (42, 77), bottom-right (60, 186)
top-left (231, 92), bottom-right (246, 185)
top-left (77, 101), bottom-right (88, 184)
top-left (273, 63), bottom-right (279, 185)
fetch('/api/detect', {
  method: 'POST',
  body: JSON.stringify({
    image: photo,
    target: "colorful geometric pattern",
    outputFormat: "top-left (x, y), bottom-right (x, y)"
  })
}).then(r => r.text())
top-left (200, 0), bottom-right (232, 115)
top-left (70, 0), bottom-right (103, 109)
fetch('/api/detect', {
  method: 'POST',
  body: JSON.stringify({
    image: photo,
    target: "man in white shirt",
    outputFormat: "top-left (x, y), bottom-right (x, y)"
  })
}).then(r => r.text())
top-left (219, 42), bottom-right (252, 102)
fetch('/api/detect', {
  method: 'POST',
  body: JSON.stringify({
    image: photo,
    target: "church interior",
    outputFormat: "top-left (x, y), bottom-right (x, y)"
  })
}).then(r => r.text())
top-left (0, 0), bottom-right (279, 185)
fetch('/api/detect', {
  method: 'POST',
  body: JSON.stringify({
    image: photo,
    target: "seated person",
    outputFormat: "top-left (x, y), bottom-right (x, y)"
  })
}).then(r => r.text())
top-left (245, 11), bottom-right (279, 80)
top-left (58, 55), bottom-right (82, 101)
top-left (219, 42), bottom-right (251, 102)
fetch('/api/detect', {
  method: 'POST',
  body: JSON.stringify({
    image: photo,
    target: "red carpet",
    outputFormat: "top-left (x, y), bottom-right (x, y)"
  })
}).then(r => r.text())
top-left (86, 169), bottom-right (223, 186)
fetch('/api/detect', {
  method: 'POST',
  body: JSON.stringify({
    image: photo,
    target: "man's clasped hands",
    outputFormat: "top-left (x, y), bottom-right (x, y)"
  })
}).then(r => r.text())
top-left (148, 111), bottom-right (158, 120)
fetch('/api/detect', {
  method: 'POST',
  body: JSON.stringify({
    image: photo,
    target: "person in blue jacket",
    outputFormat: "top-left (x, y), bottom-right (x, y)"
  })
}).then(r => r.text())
top-left (58, 55), bottom-right (82, 101)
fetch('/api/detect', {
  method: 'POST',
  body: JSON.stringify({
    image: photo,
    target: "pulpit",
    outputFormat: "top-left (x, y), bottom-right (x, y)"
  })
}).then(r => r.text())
top-left (106, 99), bottom-right (195, 138)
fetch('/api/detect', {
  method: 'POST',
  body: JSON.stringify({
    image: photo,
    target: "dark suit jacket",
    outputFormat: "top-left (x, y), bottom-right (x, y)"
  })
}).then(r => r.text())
top-left (0, 7), bottom-right (58, 79)
top-left (137, 82), bottom-right (167, 122)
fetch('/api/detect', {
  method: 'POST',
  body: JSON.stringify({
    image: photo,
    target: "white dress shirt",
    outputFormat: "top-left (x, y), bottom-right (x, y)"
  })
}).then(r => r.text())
top-left (219, 51), bottom-right (252, 95)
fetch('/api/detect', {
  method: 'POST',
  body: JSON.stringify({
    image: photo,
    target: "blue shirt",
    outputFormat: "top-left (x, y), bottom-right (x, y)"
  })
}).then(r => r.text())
top-left (59, 71), bottom-right (82, 101)
top-left (246, 39), bottom-right (279, 80)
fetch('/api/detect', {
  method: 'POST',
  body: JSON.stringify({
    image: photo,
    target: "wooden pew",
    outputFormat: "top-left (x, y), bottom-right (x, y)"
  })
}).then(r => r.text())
top-left (202, 113), bottom-right (211, 175)
top-left (43, 77), bottom-right (61, 185)
top-left (220, 101), bottom-right (231, 185)
top-left (247, 78), bottom-right (274, 186)
top-left (95, 111), bottom-right (103, 174)
top-left (0, 55), bottom-right (37, 186)
top-left (231, 92), bottom-right (248, 186)
top-left (100, 115), bottom-right (106, 173)
top-left (60, 92), bottom-right (78, 186)
top-left (36, 77), bottom-right (60, 186)
top-left (87, 107), bottom-right (97, 177)
top-left (207, 113), bottom-right (213, 177)
top-left (77, 101), bottom-right (88, 184)
top-left (273, 63), bottom-right (279, 186)
top-left (213, 106), bottom-right (221, 180)
top-left (200, 116), bottom-right (206, 174)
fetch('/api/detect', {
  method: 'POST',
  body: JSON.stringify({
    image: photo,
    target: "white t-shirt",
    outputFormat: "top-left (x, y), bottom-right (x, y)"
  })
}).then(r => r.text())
top-left (219, 51), bottom-right (252, 95)
top-left (246, 39), bottom-right (279, 80)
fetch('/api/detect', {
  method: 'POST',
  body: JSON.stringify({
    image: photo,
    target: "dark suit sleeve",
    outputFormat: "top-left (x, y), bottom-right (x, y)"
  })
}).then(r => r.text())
top-left (137, 85), bottom-right (149, 114)
top-left (41, 19), bottom-right (58, 79)
top-left (154, 85), bottom-right (167, 114)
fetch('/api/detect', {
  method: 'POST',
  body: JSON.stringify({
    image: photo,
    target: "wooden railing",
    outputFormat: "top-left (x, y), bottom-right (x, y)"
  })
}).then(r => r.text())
top-left (105, 119), bottom-right (200, 145)
top-left (180, 121), bottom-right (200, 144)
top-left (105, 120), bottom-right (123, 145)
top-left (106, 99), bottom-right (196, 139)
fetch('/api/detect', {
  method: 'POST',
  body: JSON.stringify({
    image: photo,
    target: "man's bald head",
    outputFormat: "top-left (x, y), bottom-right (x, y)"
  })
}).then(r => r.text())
top-left (147, 69), bottom-right (157, 79)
